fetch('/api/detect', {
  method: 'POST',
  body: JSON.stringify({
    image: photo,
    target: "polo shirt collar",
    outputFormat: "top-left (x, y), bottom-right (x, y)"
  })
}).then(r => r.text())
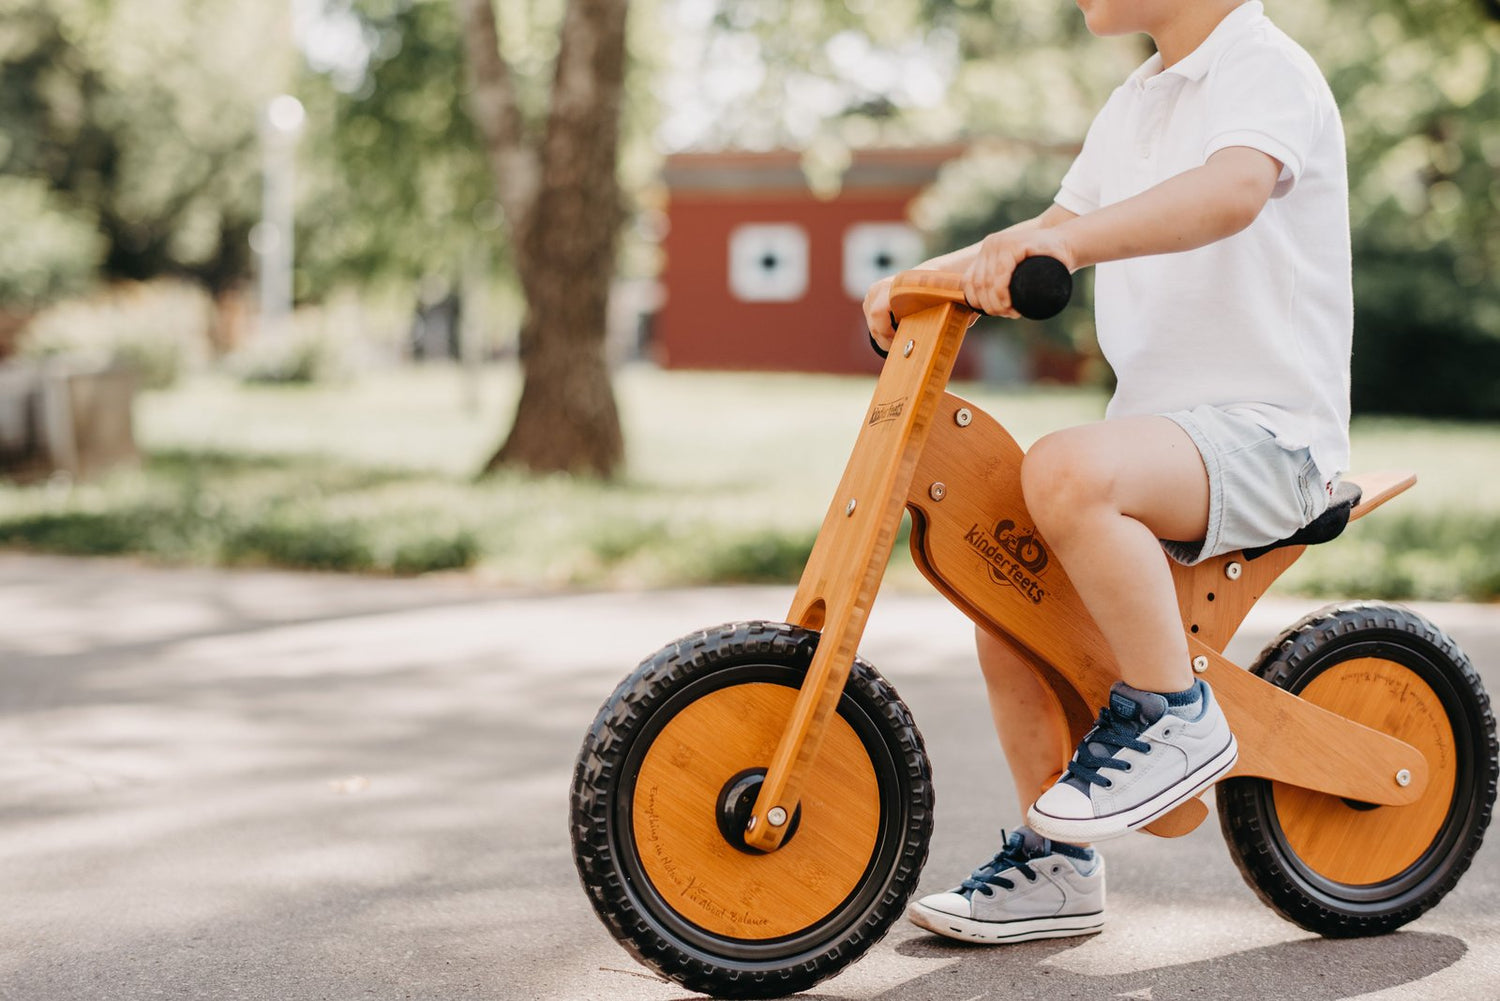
top-left (1127, 1), bottom-right (1265, 88)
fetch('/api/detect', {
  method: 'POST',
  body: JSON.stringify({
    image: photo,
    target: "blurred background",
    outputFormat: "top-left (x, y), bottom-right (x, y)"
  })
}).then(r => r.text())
top-left (0, 0), bottom-right (1496, 599)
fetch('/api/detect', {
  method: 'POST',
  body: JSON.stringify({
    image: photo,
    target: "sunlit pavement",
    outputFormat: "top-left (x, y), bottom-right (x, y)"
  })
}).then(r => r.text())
top-left (2, 553), bottom-right (1497, 1001)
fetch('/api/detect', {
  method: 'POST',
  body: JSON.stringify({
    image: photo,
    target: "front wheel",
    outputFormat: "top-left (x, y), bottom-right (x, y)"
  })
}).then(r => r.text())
top-left (1218, 601), bottom-right (1497, 936)
top-left (570, 621), bottom-right (933, 999)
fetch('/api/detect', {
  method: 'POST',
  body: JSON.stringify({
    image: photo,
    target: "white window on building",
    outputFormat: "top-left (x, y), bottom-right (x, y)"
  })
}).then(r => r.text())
top-left (842, 222), bottom-right (924, 300)
top-left (728, 223), bottom-right (809, 303)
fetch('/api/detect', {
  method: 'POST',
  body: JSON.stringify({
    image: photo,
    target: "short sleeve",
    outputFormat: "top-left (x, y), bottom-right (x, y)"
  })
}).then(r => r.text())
top-left (1055, 93), bottom-right (1121, 216)
top-left (1202, 43), bottom-right (1325, 199)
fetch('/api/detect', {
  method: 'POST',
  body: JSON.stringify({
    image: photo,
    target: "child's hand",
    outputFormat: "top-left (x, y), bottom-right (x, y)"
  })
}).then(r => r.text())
top-left (963, 230), bottom-right (1076, 319)
top-left (863, 275), bottom-right (898, 351)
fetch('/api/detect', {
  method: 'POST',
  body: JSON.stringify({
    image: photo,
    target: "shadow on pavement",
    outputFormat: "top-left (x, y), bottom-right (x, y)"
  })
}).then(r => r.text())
top-left (867, 929), bottom-right (1466, 1000)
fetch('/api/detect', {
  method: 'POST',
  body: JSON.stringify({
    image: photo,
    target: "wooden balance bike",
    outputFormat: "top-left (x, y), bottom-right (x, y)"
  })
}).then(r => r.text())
top-left (570, 259), bottom-right (1497, 999)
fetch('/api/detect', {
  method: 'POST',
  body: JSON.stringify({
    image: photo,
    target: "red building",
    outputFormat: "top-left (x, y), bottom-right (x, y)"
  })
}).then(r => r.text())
top-left (654, 147), bottom-right (973, 376)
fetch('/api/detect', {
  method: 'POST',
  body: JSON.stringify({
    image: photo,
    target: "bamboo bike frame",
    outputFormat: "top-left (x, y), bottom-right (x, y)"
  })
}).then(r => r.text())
top-left (743, 271), bottom-right (1427, 853)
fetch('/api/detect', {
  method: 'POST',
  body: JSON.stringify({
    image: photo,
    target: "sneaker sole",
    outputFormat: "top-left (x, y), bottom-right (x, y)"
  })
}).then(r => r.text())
top-left (906, 902), bottom-right (1105, 944)
top-left (1026, 736), bottom-right (1239, 844)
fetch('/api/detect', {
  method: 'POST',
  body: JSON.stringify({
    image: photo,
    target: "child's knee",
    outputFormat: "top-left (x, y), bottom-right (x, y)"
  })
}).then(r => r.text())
top-left (1022, 432), bottom-right (1110, 527)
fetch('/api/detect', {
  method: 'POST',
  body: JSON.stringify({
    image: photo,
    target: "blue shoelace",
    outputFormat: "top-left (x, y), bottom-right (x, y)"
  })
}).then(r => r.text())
top-left (960, 831), bottom-right (1095, 897)
top-left (959, 833), bottom-right (1039, 897)
top-left (1065, 704), bottom-right (1153, 790)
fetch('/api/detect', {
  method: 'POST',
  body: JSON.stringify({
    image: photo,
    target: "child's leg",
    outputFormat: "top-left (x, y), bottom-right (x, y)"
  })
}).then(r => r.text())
top-left (974, 625), bottom-right (1073, 815)
top-left (1020, 415), bottom-right (1209, 692)
top-left (904, 628), bottom-right (1106, 945)
top-left (1019, 415), bottom-right (1238, 842)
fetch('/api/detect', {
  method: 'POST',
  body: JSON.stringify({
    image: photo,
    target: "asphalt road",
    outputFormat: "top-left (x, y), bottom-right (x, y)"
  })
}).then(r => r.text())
top-left (2, 554), bottom-right (1497, 1001)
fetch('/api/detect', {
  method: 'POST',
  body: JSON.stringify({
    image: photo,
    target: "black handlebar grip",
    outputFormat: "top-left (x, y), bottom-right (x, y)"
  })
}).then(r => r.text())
top-left (1009, 256), bottom-right (1073, 321)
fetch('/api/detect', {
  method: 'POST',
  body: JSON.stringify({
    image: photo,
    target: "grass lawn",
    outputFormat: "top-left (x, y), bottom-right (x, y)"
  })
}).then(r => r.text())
top-left (1, 363), bottom-right (1496, 599)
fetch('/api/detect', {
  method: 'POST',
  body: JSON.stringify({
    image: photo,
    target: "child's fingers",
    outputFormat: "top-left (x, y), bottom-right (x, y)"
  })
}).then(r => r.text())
top-left (964, 256), bottom-right (1019, 319)
top-left (865, 301), bottom-right (891, 336)
top-left (863, 284), bottom-right (897, 346)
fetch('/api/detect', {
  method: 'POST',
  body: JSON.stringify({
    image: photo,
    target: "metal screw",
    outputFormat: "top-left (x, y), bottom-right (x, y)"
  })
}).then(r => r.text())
top-left (1396, 769), bottom-right (1412, 787)
top-left (955, 408), bottom-right (973, 427)
top-left (929, 482), bottom-right (947, 502)
top-left (767, 807), bottom-right (789, 827)
top-left (1192, 656), bottom-right (1209, 673)
top-left (1225, 562), bottom-right (1243, 580)
top-left (845, 499), bottom-right (857, 517)
top-left (745, 815), bottom-right (758, 833)
top-left (903, 340), bottom-right (915, 358)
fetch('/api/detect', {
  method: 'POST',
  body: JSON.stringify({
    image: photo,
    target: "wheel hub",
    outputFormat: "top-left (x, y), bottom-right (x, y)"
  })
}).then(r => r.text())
top-left (715, 768), bottom-right (801, 854)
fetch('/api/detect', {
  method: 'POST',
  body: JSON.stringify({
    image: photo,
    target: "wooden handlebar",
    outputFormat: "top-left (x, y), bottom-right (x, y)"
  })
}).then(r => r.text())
top-left (889, 258), bottom-right (1073, 323)
top-left (888, 271), bottom-right (973, 323)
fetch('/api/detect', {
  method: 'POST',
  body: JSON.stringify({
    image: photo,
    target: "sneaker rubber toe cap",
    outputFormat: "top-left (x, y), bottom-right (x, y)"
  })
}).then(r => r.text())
top-left (1032, 782), bottom-right (1094, 822)
top-left (912, 891), bottom-right (972, 919)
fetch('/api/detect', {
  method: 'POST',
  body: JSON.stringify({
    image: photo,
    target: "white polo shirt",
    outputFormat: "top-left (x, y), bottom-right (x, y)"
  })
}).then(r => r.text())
top-left (1055, 1), bottom-right (1352, 479)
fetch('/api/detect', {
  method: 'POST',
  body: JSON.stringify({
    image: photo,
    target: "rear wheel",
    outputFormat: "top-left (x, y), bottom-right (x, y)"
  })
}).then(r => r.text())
top-left (1218, 602), bottom-right (1497, 935)
top-left (570, 621), bottom-right (933, 998)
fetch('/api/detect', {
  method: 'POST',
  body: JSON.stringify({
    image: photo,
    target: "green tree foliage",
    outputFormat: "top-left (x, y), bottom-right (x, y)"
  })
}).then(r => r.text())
top-left (0, 0), bottom-right (286, 299)
top-left (1294, 1), bottom-right (1500, 418)
top-left (295, 0), bottom-right (505, 296)
top-left (677, 0), bottom-right (1138, 152)
top-left (293, 0), bottom-right (667, 295)
top-left (0, 177), bottom-right (103, 309)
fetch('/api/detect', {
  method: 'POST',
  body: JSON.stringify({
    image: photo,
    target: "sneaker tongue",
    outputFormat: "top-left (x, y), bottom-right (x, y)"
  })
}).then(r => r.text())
top-left (1109, 682), bottom-right (1169, 726)
top-left (1060, 683), bottom-right (1172, 797)
top-left (1011, 826), bottom-right (1048, 856)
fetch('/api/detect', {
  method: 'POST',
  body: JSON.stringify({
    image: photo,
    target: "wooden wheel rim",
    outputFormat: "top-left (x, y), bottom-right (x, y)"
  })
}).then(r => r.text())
top-left (1271, 657), bottom-right (1459, 886)
top-left (630, 681), bottom-right (882, 941)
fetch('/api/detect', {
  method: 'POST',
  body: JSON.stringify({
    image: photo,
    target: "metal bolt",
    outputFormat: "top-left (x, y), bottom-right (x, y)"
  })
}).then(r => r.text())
top-left (845, 499), bottom-right (857, 517)
top-left (929, 482), bottom-right (947, 502)
top-left (903, 340), bottom-right (915, 358)
top-left (745, 815), bottom-right (758, 833)
top-left (767, 806), bottom-right (789, 827)
top-left (955, 408), bottom-right (973, 427)
top-left (1225, 562), bottom-right (1243, 580)
top-left (1396, 769), bottom-right (1412, 787)
top-left (1192, 656), bottom-right (1209, 673)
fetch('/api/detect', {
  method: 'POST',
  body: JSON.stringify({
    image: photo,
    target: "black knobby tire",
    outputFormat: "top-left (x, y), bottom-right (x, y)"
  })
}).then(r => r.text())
top-left (569, 621), bottom-right (934, 998)
top-left (1217, 601), bottom-right (1497, 936)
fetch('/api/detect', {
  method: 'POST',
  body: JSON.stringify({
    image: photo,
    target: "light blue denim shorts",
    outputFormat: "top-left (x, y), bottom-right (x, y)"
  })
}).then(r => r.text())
top-left (1160, 404), bottom-right (1332, 566)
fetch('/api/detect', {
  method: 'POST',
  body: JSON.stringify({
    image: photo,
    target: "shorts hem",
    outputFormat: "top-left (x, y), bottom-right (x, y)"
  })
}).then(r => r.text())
top-left (1161, 410), bottom-right (1222, 567)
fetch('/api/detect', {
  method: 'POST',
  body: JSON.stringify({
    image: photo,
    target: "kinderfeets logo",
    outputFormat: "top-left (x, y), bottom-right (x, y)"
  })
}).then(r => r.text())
top-left (867, 398), bottom-right (906, 427)
top-left (964, 518), bottom-right (1050, 604)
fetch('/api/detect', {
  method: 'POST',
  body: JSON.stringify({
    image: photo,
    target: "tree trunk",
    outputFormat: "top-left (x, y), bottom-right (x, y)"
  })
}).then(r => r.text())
top-left (458, 0), bottom-right (629, 478)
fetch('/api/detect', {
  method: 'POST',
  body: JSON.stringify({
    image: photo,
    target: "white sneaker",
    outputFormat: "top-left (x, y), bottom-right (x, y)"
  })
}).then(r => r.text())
top-left (1028, 679), bottom-right (1238, 844)
top-left (906, 828), bottom-right (1105, 944)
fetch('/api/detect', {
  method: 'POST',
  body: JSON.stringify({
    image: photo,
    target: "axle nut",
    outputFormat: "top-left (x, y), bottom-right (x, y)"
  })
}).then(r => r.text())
top-left (955, 408), bottom-right (973, 427)
top-left (1396, 769), bottom-right (1412, 787)
top-left (929, 482), bottom-right (947, 502)
top-left (1192, 656), bottom-right (1209, 674)
top-left (767, 807), bottom-right (789, 827)
top-left (1225, 562), bottom-right (1243, 580)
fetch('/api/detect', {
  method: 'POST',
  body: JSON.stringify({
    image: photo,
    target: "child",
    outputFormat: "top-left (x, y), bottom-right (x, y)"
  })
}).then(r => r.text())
top-left (863, 0), bottom-right (1350, 944)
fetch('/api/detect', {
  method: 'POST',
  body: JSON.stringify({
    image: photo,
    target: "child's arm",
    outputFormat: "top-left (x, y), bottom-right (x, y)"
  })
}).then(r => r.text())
top-left (863, 203), bottom-right (1078, 348)
top-left (918, 203), bottom-right (1079, 275)
top-left (964, 146), bottom-right (1284, 317)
